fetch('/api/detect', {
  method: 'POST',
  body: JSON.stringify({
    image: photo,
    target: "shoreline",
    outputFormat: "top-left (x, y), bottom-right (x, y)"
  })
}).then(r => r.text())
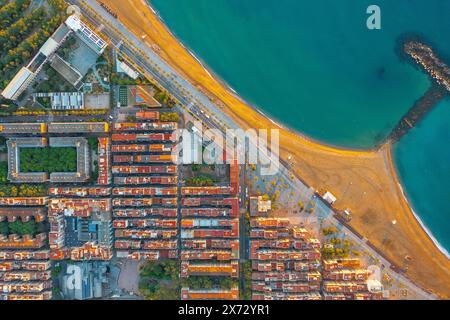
top-left (147, 6), bottom-right (450, 262)
top-left (149, 3), bottom-right (382, 153)
top-left (147, 0), bottom-right (450, 278)
top-left (104, 0), bottom-right (450, 296)
top-left (389, 145), bottom-right (450, 259)
top-left (149, 4), bottom-right (450, 258)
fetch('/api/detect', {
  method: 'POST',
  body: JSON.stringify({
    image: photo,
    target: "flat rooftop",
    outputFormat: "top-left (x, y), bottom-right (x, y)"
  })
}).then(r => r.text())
top-left (50, 55), bottom-right (83, 87)
top-left (47, 122), bottom-right (108, 133)
top-left (0, 123), bottom-right (46, 135)
top-left (5, 137), bottom-right (91, 183)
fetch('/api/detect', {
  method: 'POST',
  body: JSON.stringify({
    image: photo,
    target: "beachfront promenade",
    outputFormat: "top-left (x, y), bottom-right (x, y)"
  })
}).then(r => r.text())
top-left (69, 0), bottom-right (437, 299)
top-left (71, 0), bottom-right (237, 134)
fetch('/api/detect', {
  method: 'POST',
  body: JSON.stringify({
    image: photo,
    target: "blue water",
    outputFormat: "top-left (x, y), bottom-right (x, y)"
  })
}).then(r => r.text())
top-left (150, 0), bottom-right (450, 251)
top-left (395, 99), bottom-right (450, 254)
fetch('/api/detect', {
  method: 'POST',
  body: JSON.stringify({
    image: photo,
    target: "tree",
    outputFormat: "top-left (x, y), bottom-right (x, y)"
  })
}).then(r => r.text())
top-left (47, 0), bottom-right (68, 13)
top-left (8, 219), bottom-right (37, 236)
top-left (0, 221), bottom-right (8, 235)
top-left (160, 112), bottom-right (180, 122)
top-left (185, 175), bottom-right (214, 187)
top-left (0, 0), bottom-right (32, 30)
top-left (19, 147), bottom-right (77, 173)
top-left (51, 265), bottom-right (62, 277)
top-left (0, 8), bottom-right (46, 52)
top-left (322, 227), bottom-right (338, 236)
top-left (139, 260), bottom-right (180, 300)
top-left (0, 161), bottom-right (8, 183)
top-left (88, 137), bottom-right (99, 152)
top-left (241, 261), bottom-right (252, 299)
top-left (219, 277), bottom-right (236, 290)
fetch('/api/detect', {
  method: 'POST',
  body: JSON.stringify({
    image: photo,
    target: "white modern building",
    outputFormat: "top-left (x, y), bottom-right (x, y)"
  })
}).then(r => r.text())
top-left (34, 92), bottom-right (85, 109)
top-left (1, 23), bottom-right (71, 100)
top-left (1, 15), bottom-right (107, 101)
top-left (65, 15), bottom-right (107, 55)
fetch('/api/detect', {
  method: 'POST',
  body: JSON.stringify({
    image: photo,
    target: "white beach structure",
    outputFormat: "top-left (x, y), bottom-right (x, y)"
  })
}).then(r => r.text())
top-left (323, 191), bottom-right (337, 205)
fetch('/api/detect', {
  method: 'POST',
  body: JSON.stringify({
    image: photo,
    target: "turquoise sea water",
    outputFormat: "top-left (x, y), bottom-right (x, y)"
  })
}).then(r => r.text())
top-left (150, 0), bottom-right (450, 252)
top-left (394, 98), bottom-right (450, 254)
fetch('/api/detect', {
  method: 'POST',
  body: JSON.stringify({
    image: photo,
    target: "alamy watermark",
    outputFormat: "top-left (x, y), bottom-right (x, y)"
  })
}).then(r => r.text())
top-left (367, 5), bottom-right (381, 30)
top-left (171, 121), bottom-right (280, 176)
top-left (367, 265), bottom-right (386, 295)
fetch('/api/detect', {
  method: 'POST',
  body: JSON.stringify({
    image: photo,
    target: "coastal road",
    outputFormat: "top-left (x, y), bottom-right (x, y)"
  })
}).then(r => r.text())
top-left (70, 0), bottom-right (436, 300)
top-left (70, 0), bottom-right (236, 134)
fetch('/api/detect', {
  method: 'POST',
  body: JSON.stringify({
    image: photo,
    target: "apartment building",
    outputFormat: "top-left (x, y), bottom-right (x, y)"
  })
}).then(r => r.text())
top-left (0, 207), bottom-right (52, 300)
top-left (180, 160), bottom-right (240, 300)
top-left (111, 121), bottom-right (179, 260)
top-left (250, 218), bottom-right (322, 300)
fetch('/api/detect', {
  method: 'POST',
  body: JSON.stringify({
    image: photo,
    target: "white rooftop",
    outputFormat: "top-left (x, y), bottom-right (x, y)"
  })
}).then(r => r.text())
top-left (40, 37), bottom-right (59, 57)
top-left (117, 61), bottom-right (139, 80)
top-left (323, 191), bottom-right (337, 205)
top-left (65, 15), bottom-right (82, 32)
top-left (1, 67), bottom-right (33, 100)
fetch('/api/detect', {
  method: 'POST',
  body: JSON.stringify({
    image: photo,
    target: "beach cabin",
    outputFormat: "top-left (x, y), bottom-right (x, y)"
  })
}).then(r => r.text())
top-left (323, 191), bottom-right (337, 205)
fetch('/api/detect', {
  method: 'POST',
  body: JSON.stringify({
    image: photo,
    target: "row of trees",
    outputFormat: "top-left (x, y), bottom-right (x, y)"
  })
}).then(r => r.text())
top-left (88, 138), bottom-right (99, 182)
top-left (20, 147), bottom-right (77, 173)
top-left (185, 175), bottom-right (214, 187)
top-left (0, 8), bottom-right (47, 52)
top-left (0, 0), bottom-right (31, 30)
top-left (88, 137), bottom-right (99, 152)
top-left (11, 108), bottom-right (108, 116)
top-left (47, 0), bottom-right (68, 14)
top-left (0, 184), bottom-right (46, 197)
top-left (241, 261), bottom-right (252, 300)
top-left (91, 160), bottom-right (98, 182)
top-left (181, 276), bottom-right (238, 291)
top-left (110, 73), bottom-right (147, 86)
top-left (154, 89), bottom-right (176, 108)
top-left (0, 161), bottom-right (8, 183)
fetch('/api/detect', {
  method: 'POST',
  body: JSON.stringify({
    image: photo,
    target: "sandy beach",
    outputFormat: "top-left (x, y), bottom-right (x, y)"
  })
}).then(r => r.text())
top-left (104, 0), bottom-right (450, 297)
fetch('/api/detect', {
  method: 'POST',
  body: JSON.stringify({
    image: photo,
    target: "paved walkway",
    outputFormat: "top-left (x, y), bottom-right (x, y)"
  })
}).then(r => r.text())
top-left (117, 259), bottom-right (140, 296)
